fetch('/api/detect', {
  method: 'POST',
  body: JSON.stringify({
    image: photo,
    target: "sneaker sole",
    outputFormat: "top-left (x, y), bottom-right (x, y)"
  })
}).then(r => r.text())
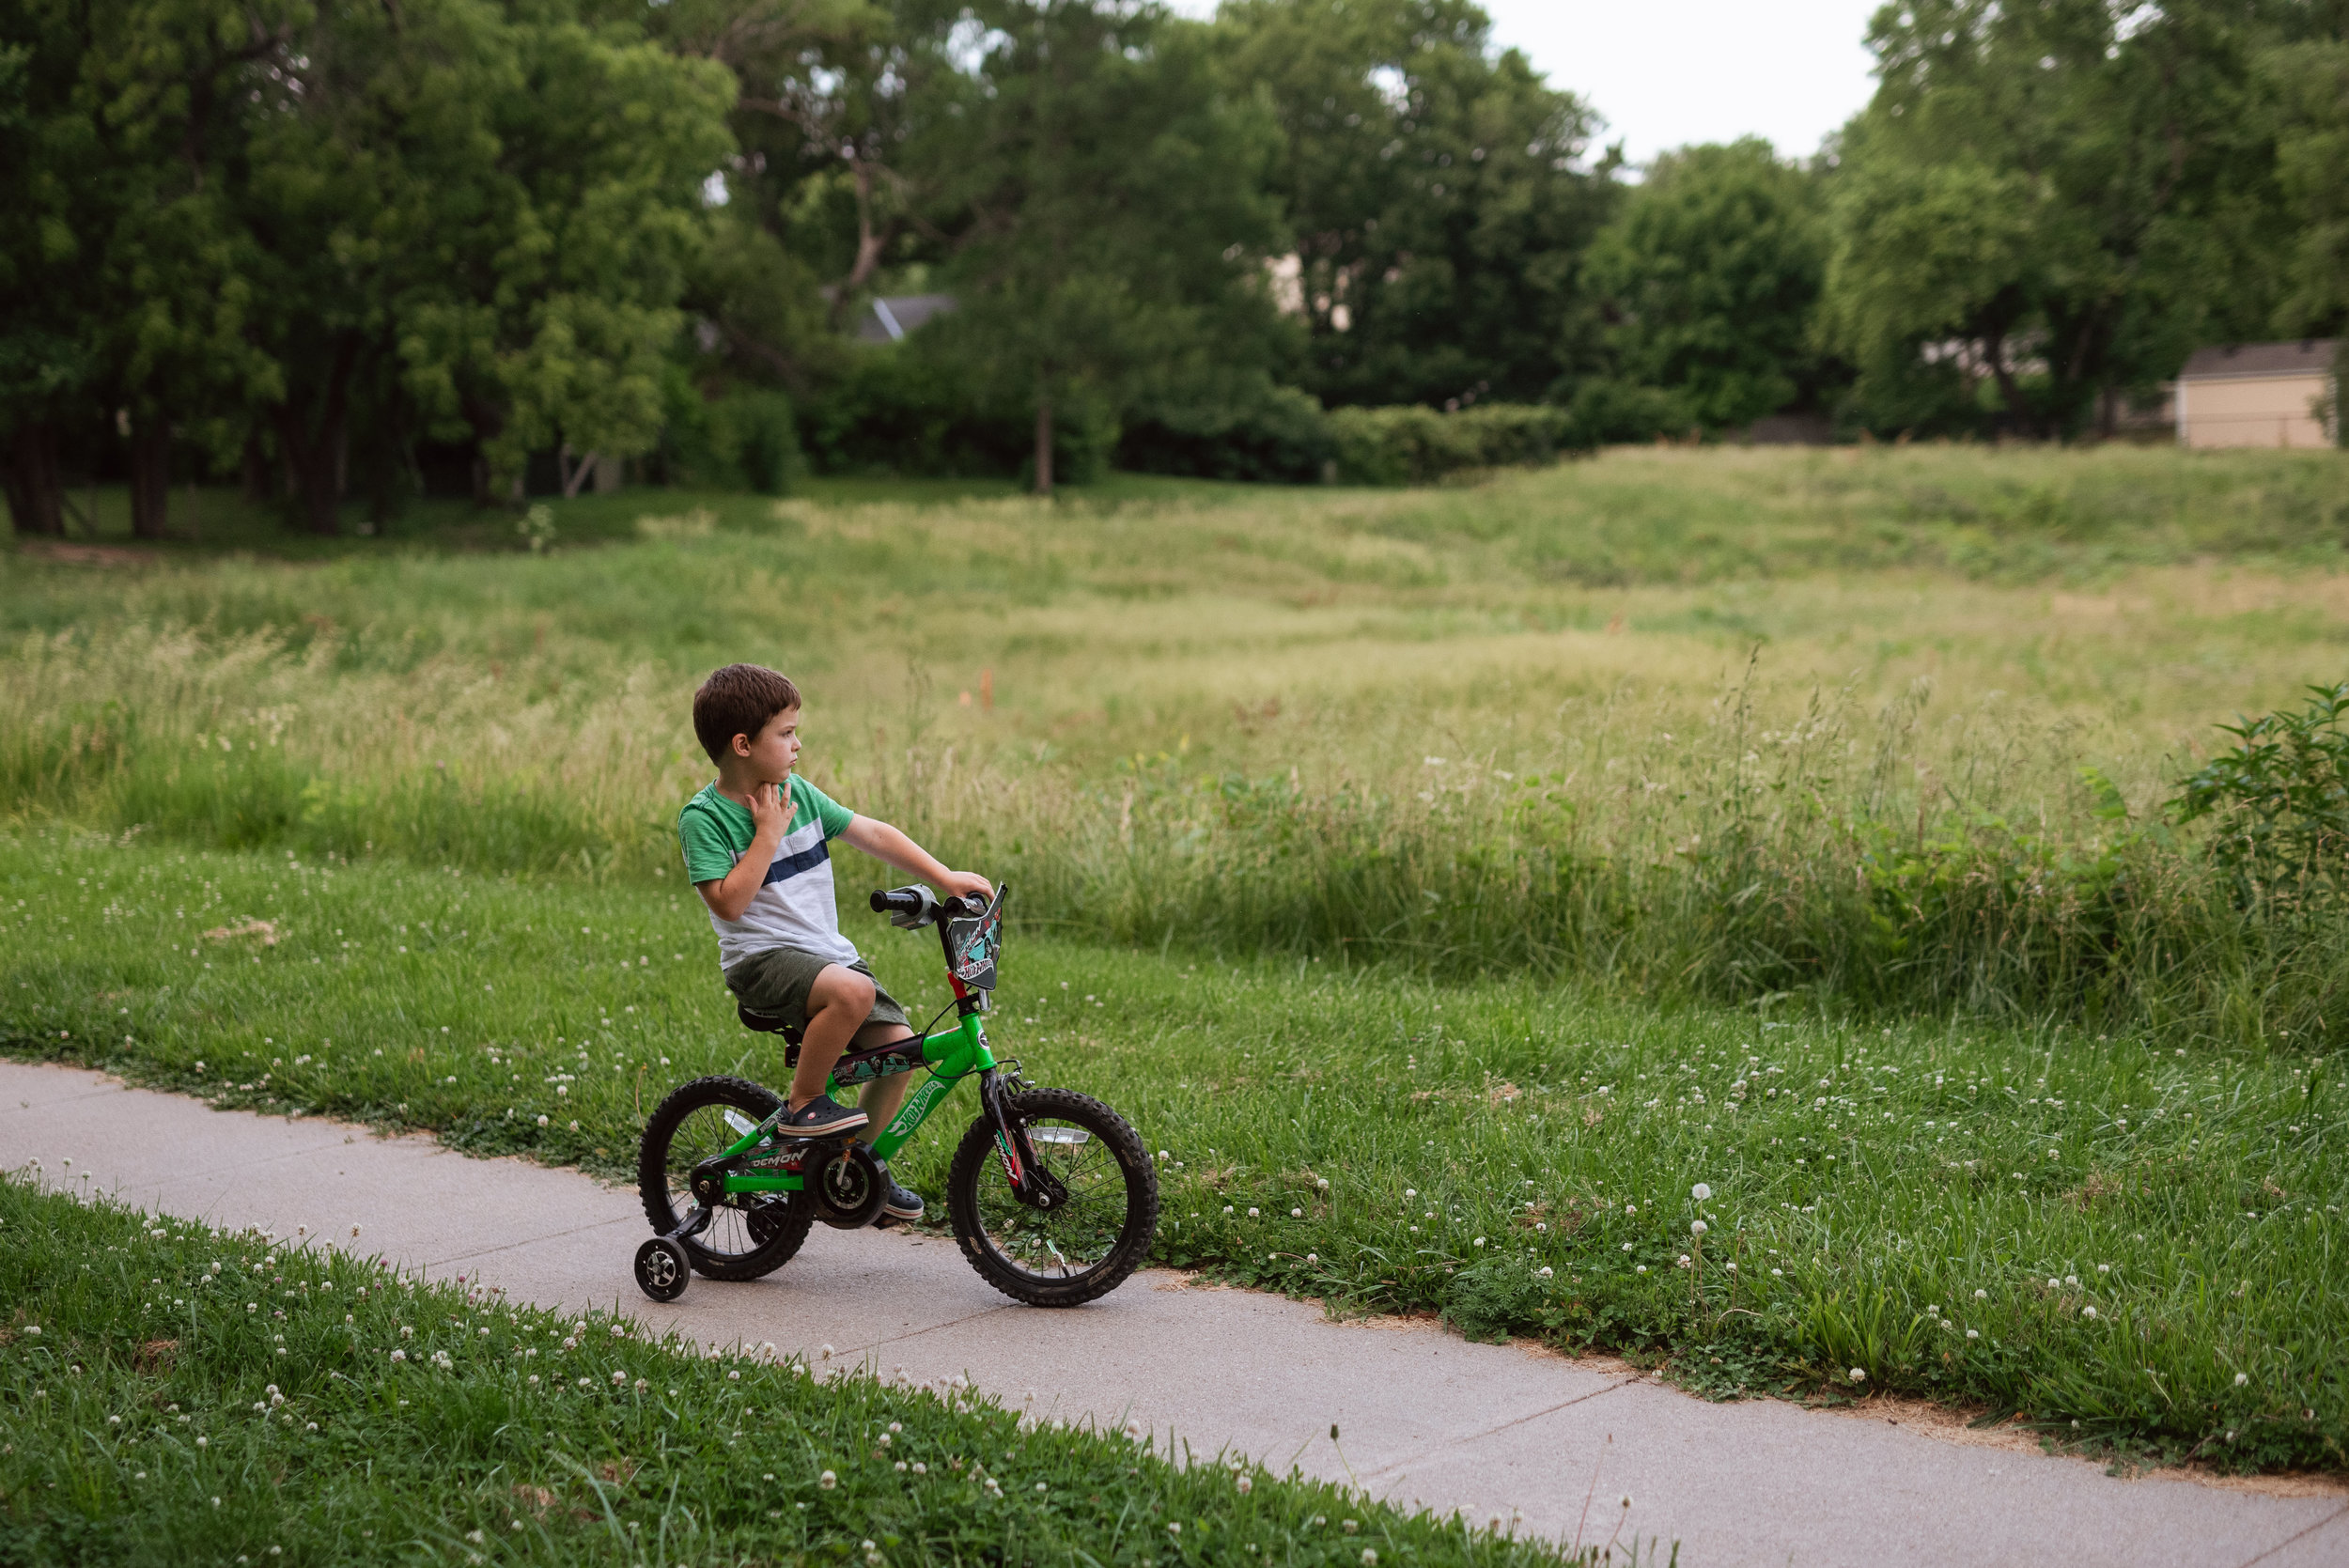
top-left (784, 1108), bottom-right (870, 1137)
top-left (880, 1198), bottom-right (924, 1221)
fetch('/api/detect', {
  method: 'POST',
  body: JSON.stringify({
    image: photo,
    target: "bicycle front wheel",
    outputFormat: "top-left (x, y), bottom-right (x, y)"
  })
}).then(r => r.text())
top-left (946, 1086), bottom-right (1158, 1307)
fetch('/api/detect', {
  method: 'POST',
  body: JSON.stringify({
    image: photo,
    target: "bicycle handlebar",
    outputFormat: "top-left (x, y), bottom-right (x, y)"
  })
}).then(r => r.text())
top-left (870, 885), bottom-right (989, 925)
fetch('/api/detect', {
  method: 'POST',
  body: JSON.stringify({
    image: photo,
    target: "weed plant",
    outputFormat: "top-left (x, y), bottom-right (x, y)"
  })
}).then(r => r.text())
top-left (0, 1177), bottom-right (1597, 1566)
top-left (4, 831), bottom-right (2341, 1471)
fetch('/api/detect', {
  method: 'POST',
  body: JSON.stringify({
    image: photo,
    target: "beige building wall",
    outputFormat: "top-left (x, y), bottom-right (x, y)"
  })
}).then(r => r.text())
top-left (2177, 373), bottom-right (2336, 449)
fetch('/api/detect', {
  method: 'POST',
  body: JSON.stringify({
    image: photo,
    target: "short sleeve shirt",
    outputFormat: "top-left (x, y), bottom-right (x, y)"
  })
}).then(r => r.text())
top-left (678, 775), bottom-right (859, 970)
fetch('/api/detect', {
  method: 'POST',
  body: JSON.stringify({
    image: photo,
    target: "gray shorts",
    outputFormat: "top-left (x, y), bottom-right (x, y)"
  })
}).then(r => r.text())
top-left (723, 947), bottom-right (910, 1037)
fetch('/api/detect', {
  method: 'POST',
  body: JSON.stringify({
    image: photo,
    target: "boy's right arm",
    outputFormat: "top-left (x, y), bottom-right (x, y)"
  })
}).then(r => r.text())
top-left (695, 782), bottom-right (790, 922)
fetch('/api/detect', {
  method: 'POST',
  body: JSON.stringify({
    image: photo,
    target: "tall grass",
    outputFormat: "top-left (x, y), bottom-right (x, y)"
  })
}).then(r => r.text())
top-left (9, 445), bottom-right (2349, 1036)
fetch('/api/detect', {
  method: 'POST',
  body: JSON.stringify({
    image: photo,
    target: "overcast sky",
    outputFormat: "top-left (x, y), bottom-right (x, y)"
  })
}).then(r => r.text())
top-left (1481, 0), bottom-right (1883, 166)
top-left (1170, 1), bottom-right (1887, 170)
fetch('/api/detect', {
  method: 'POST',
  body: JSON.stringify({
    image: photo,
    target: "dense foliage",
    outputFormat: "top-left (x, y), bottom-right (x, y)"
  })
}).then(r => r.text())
top-left (4, 0), bottom-right (2347, 533)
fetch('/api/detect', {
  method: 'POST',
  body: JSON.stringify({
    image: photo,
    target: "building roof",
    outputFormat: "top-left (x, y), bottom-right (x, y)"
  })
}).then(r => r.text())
top-left (855, 293), bottom-right (958, 344)
top-left (2178, 339), bottom-right (2340, 380)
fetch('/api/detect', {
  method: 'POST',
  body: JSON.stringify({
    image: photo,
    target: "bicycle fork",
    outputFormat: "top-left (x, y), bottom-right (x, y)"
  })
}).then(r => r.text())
top-left (980, 1068), bottom-right (1066, 1211)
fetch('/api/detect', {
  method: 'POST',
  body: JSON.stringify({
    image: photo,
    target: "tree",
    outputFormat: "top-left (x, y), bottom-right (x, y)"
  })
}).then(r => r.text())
top-left (1822, 0), bottom-right (2294, 437)
top-left (1583, 138), bottom-right (1834, 430)
top-left (0, 6), bottom-right (95, 536)
top-left (914, 0), bottom-right (1284, 493)
top-left (1211, 0), bottom-right (1617, 409)
top-left (2263, 24), bottom-right (2349, 441)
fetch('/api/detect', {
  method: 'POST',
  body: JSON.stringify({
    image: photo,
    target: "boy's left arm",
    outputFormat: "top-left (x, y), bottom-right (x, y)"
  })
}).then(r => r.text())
top-left (838, 815), bottom-right (993, 904)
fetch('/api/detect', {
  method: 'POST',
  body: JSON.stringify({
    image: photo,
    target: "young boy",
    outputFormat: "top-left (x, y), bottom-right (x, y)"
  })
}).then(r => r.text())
top-left (677, 663), bottom-right (991, 1224)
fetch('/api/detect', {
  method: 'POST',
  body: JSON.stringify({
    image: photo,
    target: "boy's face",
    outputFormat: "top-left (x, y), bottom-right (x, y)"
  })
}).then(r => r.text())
top-left (731, 706), bottom-right (801, 783)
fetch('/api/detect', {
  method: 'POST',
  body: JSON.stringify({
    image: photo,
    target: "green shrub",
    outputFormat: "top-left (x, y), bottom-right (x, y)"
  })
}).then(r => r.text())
top-left (2172, 682), bottom-right (2349, 903)
top-left (709, 390), bottom-right (805, 495)
top-left (800, 345), bottom-right (1029, 478)
top-left (1562, 379), bottom-right (1693, 444)
top-left (1119, 377), bottom-right (1332, 483)
top-left (1328, 403), bottom-right (1586, 485)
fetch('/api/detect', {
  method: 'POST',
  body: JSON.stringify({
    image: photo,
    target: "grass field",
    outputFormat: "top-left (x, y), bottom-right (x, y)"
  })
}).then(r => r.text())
top-left (7, 444), bottom-right (2349, 1473)
top-left (12, 445), bottom-right (2349, 1032)
top-left (4, 829), bottom-right (2342, 1472)
top-left (0, 1177), bottom-right (1599, 1566)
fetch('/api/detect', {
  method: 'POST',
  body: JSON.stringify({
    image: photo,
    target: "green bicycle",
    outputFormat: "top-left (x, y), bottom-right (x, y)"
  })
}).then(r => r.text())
top-left (631, 885), bottom-right (1159, 1307)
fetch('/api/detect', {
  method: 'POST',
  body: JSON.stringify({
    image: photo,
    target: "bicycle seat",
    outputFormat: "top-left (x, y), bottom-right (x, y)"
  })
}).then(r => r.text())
top-left (736, 1004), bottom-right (803, 1046)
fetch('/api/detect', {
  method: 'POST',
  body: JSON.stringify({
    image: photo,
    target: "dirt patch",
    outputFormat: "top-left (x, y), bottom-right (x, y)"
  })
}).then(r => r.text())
top-left (1812, 1395), bottom-right (2349, 1496)
top-left (201, 919), bottom-right (280, 946)
top-left (1814, 1391), bottom-right (2048, 1456)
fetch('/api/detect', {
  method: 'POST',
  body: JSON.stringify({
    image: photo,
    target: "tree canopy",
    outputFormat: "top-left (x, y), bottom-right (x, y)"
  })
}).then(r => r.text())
top-left (6, 0), bottom-right (2348, 532)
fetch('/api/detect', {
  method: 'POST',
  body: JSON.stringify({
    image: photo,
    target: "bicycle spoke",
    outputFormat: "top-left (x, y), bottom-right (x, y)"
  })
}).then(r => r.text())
top-left (973, 1113), bottom-right (1133, 1284)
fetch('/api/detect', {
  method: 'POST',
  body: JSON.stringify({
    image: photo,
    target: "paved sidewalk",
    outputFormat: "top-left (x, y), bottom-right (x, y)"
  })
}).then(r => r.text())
top-left (4, 1060), bottom-right (2341, 1568)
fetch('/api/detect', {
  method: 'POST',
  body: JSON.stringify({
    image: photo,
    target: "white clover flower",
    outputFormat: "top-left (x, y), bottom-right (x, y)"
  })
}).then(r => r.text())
top-left (2081, 1306), bottom-right (2098, 1319)
top-left (1473, 1236), bottom-right (1486, 1248)
top-left (1848, 1368), bottom-right (1866, 1383)
top-left (1689, 1219), bottom-right (1707, 1236)
top-left (1690, 1183), bottom-right (1711, 1202)
top-left (1235, 1475), bottom-right (1252, 1494)
top-left (1537, 1266), bottom-right (1553, 1279)
top-left (1247, 1207), bottom-right (1259, 1218)
top-left (1290, 1207), bottom-right (1303, 1218)
top-left (390, 1349), bottom-right (406, 1363)
top-left (1974, 1289), bottom-right (1987, 1300)
top-left (1966, 1329), bottom-right (1979, 1340)
top-left (2235, 1372), bottom-right (2249, 1387)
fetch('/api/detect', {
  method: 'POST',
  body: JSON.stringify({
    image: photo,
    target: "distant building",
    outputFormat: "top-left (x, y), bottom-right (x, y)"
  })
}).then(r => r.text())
top-left (2174, 340), bottom-right (2339, 449)
top-left (855, 294), bottom-right (958, 343)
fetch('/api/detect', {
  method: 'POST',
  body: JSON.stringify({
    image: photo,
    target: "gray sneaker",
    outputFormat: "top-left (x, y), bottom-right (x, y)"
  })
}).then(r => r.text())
top-left (779, 1094), bottom-right (869, 1139)
top-left (875, 1159), bottom-right (924, 1224)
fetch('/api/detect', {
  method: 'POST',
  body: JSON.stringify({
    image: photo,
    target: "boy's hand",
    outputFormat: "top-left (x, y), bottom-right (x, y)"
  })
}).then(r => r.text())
top-left (936, 870), bottom-right (994, 903)
top-left (748, 781), bottom-right (789, 842)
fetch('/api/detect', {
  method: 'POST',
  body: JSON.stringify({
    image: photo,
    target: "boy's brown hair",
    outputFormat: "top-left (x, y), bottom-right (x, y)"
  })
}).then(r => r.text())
top-left (692, 664), bottom-right (801, 763)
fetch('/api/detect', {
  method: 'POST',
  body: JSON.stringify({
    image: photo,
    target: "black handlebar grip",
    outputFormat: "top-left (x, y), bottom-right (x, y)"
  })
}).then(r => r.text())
top-left (870, 888), bottom-right (926, 915)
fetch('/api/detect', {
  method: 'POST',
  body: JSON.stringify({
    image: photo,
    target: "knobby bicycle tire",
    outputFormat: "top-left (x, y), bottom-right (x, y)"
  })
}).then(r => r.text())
top-left (946, 1085), bottom-right (1158, 1307)
top-left (638, 1075), bottom-right (814, 1281)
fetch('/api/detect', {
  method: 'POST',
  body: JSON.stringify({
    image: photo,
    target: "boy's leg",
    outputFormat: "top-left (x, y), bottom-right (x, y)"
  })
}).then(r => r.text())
top-left (849, 1017), bottom-right (917, 1142)
top-left (788, 964), bottom-right (878, 1111)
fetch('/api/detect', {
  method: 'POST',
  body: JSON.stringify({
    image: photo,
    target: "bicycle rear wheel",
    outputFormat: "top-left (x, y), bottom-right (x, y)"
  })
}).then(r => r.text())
top-left (638, 1076), bottom-right (814, 1281)
top-left (946, 1086), bottom-right (1158, 1307)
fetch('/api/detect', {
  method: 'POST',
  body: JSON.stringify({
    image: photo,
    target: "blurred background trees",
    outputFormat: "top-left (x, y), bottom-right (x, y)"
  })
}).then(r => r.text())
top-left (4, 0), bottom-right (2347, 531)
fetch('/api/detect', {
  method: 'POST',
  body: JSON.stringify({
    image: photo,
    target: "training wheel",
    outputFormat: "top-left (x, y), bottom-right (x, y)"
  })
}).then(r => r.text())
top-left (634, 1236), bottom-right (691, 1302)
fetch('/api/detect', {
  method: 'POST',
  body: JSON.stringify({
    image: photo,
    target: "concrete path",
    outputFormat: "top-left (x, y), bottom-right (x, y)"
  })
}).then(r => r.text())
top-left (5, 1060), bottom-right (2341, 1568)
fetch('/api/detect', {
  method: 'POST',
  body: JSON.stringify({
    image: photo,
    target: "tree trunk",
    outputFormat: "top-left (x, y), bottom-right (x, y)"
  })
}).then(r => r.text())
top-left (1, 420), bottom-right (67, 536)
top-left (273, 334), bottom-right (361, 535)
top-left (128, 415), bottom-right (172, 539)
top-left (1033, 396), bottom-right (1054, 496)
